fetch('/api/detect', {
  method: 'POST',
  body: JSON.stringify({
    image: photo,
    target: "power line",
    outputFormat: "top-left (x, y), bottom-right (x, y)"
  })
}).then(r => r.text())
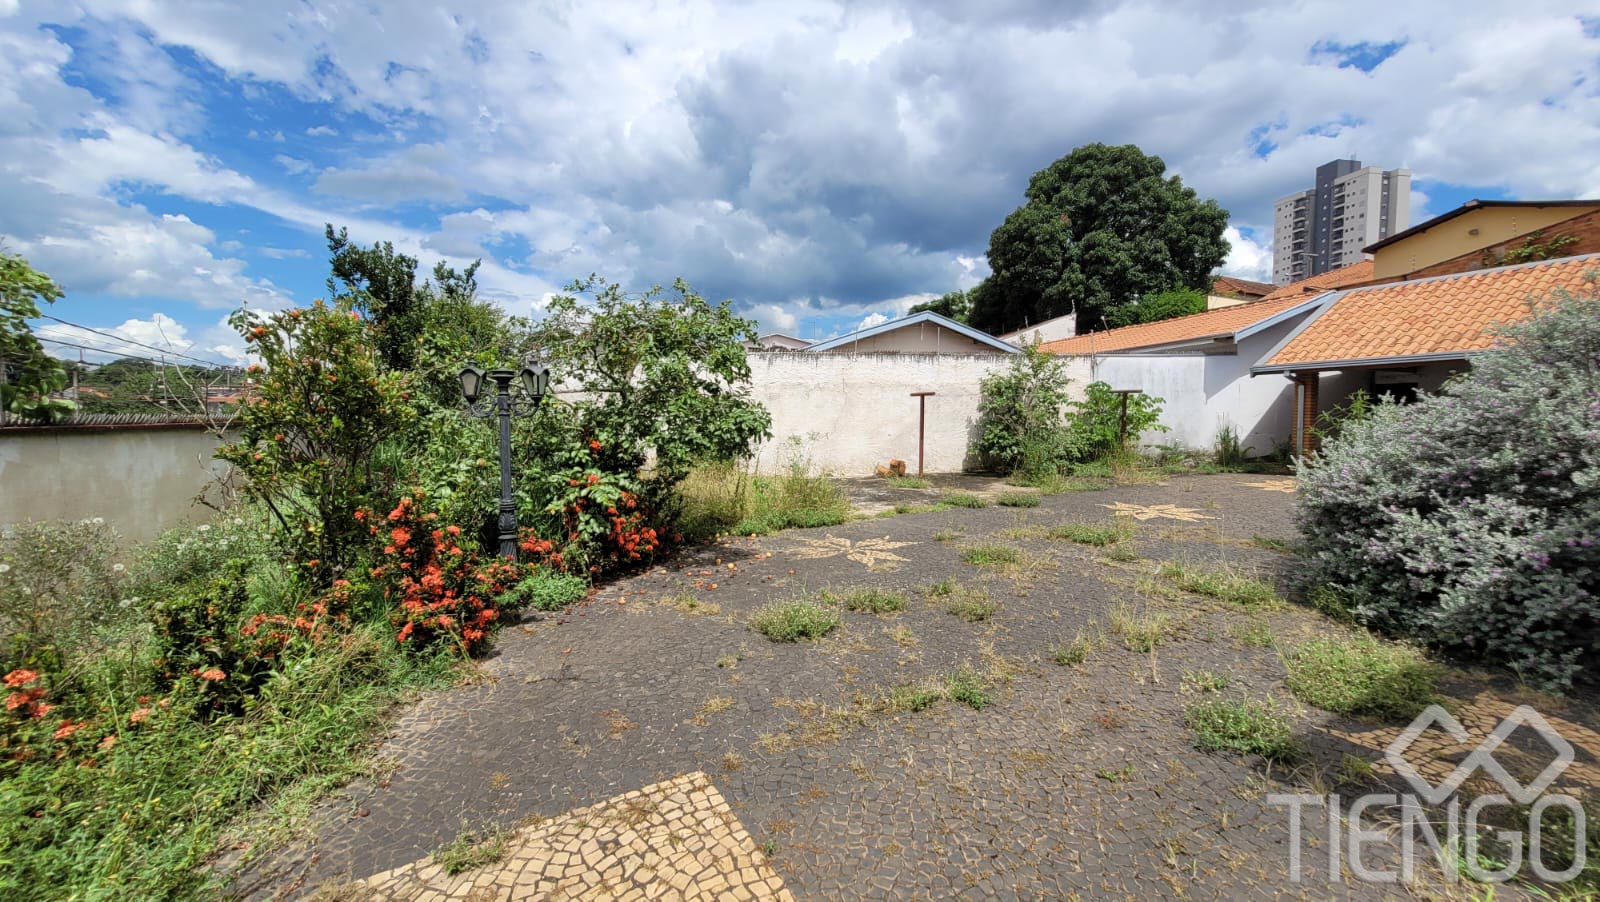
top-left (34, 313), bottom-right (236, 368)
top-left (35, 336), bottom-right (229, 370)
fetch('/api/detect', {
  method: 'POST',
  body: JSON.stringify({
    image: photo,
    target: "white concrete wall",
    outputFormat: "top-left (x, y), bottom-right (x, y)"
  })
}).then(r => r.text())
top-left (1001, 314), bottom-right (1077, 345)
top-left (0, 427), bottom-right (231, 544)
top-left (1079, 321), bottom-right (1305, 457)
top-left (746, 353), bottom-right (1091, 476)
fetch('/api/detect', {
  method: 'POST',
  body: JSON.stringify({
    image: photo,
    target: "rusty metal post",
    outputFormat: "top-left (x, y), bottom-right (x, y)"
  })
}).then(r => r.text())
top-left (1111, 389), bottom-right (1143, 450)
top-left (910, 391), bottom-right (935, 477)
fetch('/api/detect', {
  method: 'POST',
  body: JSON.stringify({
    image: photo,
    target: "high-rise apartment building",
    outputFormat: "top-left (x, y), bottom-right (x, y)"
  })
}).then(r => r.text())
top-left (1272, 159), bottom-right (1411, 285)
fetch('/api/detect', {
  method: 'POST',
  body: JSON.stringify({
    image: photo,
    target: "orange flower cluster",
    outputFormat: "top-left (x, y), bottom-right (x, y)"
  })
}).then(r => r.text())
top-left (370, 495), bottom-right (519, 654)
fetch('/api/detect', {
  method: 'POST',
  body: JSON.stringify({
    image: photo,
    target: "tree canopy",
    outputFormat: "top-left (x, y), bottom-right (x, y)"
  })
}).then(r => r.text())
top-left (1, 251), bottom-right (73, 422)
top-left (970, 143), bottom-right (1229, 335)
top-left (1105, 287), bottom-right (1208, 328)
top-left (908, 289), bottom-right (975, 325)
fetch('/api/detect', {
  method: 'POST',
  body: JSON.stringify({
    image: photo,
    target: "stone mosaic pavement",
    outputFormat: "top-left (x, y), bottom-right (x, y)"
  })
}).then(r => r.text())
top-left (359, 772), bottom-right (790, 900)
top-left (227, 473), bottom-right (1599, 900)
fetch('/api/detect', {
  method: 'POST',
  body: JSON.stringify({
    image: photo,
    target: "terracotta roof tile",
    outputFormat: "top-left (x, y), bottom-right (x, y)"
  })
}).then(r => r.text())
top-left (1259, 260), bottom-right (1376, 302)
top-left (1039, 293), bottom-right (1315, 356)
top-left (1211, 275), bottom-right (1276, 298)
top-left (1261, 254), bottom-right (1600, 369)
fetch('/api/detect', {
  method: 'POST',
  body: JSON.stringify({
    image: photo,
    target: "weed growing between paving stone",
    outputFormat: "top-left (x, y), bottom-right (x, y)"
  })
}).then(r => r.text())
top-left (668, 593), bottom-right (722, 616)
top-left (694, 696), bottom-right (736, 725)
top-left (1159, 562), bottom-right (1283, 611)
top-left (1249, 535), bottom-right (1301, 555)
top-left (1101, 544), bottom-right (1140, 563)
top-left (1048, 520), bottom-right (1133, 546)
top-left (946, 667), bottom-right (990, 710)
top-left (1185, 698), bottom-right (1301, 762)
top-left (884, 682), bottom-right (944, 713)
top-left (1181, 670), bottom-right (1230, 693)
top-left (886, 476), bottom-right (932, 489)
top-left (1110, 602), bottom-right (1173, 652)
top-left (1096, 763), bottom-right (1136, 784)
top-left (1051, 625), bottom-right (1105, 666)
top-left (501, 570), bottom-right (589, 611)
top-left (932, 530), bottom-right (963, 542)
top-left (1303, 584), bottom-right (1357, 623)
top-left (945, 586), bottom-right (998, 622)
top-left (433, 825), bottom-right (513, 875)
top-left (832, 587), bottom-right (908, 614)
top-left (749, 599), bottom-right (841, 642)
top-left (961, 544), bottom-right (1021, 566)
top-left (924, 578), bottom-right (956, 598)
top-left (1006, 472), bottom-right (1109, 494)
top-left (888, 503), bottom-right (941, 516)
top-left (997, 492), bottom-right (1041, 508)
top-left (1283, 635), bottom-right (1440, 720)
top-left (1234, 618), bottom-right (1276, 648)
top-left (941, 492), bottom-right (988, 509)
top-left (890, 625), bottom-right (918, 647)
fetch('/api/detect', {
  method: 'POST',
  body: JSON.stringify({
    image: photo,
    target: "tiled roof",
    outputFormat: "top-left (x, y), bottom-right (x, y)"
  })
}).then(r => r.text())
top-left (1259, 260), bottom-right (1376, 302)
top-left (1211, 275), bottom-right (1275, 298)
top-left (1039, 293), bottom-right (1316, 356)
top-left (1257, 254), bottom-right (1600, 371)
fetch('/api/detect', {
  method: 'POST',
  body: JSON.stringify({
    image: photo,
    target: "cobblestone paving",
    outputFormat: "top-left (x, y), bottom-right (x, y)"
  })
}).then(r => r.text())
top-left (231, 474), bottom-right (1599, 900)
top-left (360, 772), bottom-right (791, 900)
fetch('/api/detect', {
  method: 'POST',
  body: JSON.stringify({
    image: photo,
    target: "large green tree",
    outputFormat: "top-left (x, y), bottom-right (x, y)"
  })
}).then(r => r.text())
top-left (324, 225), bottom-right (421, 370)
top-left (1, 251), bottom-right (73, 422)
top-left (1105, 287), bottom-right (1208, 328)
top-left (909, 289), bottom-right (975, 324)
top-left (971, 144), bottom-right (1229, 334)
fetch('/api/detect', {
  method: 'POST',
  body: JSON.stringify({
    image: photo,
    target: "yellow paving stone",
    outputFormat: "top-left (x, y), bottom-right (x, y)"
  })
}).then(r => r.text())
top-left (359, 771), bottom-right (793, 900)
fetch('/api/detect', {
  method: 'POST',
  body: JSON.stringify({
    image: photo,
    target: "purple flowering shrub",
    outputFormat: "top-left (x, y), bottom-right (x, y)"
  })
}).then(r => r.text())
top-left (1298, 279), bottom-right (1600, 689)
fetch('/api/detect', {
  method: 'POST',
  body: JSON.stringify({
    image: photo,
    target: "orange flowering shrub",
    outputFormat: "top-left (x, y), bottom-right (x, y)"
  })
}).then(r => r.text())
top-left (370, 494), bottom-right (521, 655)
top-left (543, 463), bottom-right (667, 574)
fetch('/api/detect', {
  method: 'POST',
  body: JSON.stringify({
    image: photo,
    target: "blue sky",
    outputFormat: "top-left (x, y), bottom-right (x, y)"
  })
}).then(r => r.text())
top-left (2, 1), bottom-right (1596, 364)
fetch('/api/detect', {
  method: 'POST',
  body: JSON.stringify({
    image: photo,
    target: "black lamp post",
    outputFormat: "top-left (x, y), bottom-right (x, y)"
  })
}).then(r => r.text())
top-left (460, 361), bottom-right (550, 560)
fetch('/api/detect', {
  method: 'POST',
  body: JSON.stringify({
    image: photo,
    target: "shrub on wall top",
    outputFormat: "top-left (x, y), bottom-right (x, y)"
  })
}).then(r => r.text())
top-left (1296, 279), bottom-right (1600, 689)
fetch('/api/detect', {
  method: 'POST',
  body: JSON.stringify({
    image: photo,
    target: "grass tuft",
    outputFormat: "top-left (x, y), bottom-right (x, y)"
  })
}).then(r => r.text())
top-left (749, 599), bottom-right (841, 642)
top-left (1283, 635), bottom-right (1439, 720)
top-left (677, 459), bottom-right (850, 539)
top-left (1109, 602), bottom-right (1172, 652)
top-left (946, 666), bottom-right (990, 710)
top-left (996, 492), bottom-right (1041, 508)
top-left (1048, 520), bottom-right (1132, 547)
top-left (433, 825), bottom-right (513, 876)
top-left (1051, 626), bottom-right (1103, 667)
top-left (1185, 698), bottom-right (1301, 762)
top-left (833, 587), bottom-right (907, 614)
top-left (939, 492), bottom-right (987, 509)
top-left (1159, 561), bottom-right (1283, 610)
top-left (945, 587), bottom-right (997, 622)
top-left (960, 544), bottom-right (1020, 566)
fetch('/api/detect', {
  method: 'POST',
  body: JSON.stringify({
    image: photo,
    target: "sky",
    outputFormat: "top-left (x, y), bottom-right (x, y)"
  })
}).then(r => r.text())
top-left (2, 1), bottom-right (1598, 366)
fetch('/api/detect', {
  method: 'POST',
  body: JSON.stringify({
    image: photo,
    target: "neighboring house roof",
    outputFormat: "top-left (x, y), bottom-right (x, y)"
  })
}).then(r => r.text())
top-left (1211, 275), bottom-right (1275, 298)
top-left (1253, 254), bottom-right (1600, 373)
top-left (805, 310), bottom-right (1019, 354)
top-left (750, 332), bottom-right (812, 349)
top-left (1259, 260), bottom-right (1376, 302)
top-left (1363, 199), bottom-right (1600, 254)
top-left (1038, 293), bottom-right (1324, 356)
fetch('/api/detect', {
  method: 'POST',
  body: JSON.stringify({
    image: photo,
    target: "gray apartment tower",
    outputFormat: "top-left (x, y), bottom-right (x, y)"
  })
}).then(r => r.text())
top-left (1271, 159), bottom-right (1411, 284)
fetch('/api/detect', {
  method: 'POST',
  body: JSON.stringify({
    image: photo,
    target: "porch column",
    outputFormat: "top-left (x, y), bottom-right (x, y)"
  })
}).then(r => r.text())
top-left (1294, 372), bottom-right (1320, 458)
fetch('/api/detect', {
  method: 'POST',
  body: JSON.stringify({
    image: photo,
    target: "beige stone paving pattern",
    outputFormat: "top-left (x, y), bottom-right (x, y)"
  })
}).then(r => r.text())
top-left (360, 772), bottom-right (793, 901)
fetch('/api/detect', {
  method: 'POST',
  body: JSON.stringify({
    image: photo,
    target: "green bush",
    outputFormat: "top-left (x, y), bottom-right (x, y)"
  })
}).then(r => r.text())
top-left (1284, 636), bottom-right (1439, 720)
top-left (974, 345), bottom-right (1077, 477)
top-left (996, 492), bottom-right (1040, 508)
top-left (749, 600), bottom-right (840, 642)
top-left (0, 519), bottom-right (129, 677)
top-left (1297, 285), bottom-right (1600, 689)
top-left (677, 453), bottom-right (849, 539)
top-left (1185, 698), bottom-right (1300, 761)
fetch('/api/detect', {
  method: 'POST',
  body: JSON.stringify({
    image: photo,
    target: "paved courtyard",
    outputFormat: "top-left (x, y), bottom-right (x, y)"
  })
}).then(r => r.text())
top-left (232, 474), bottom-right (1599, 900)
